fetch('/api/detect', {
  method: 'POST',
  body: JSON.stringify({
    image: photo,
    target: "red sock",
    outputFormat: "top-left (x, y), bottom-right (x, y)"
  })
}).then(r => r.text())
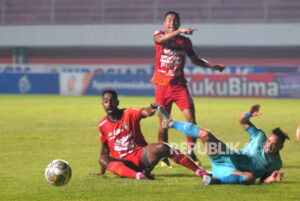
top-left (106, 161), bottom-right (138, 179)
top-left (169, 148), bottom-right (198, 172)
top-left (187, 137), bottom-right (197, 152)
top-left (158, 128), bottom-right (168, 143)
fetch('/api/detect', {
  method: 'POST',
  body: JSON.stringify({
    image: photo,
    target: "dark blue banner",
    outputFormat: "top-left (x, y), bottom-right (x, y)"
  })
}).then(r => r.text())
top-left (0, 73), bottom-right (59, 94)
top-left (84, 74), bottom-right (155, 96)
top-left (185, 65), bottom-right (300, 74)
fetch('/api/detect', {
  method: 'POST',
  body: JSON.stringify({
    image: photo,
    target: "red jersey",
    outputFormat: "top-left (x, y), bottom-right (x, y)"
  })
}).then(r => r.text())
top-left (98, 107), bottom-right (148, 158)
top-left (151, 30), bottom-right (193, 85)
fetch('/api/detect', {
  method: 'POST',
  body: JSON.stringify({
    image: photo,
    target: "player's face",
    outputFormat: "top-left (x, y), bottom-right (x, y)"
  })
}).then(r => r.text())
top-left (264, 134), bottom-right (283, 155)
top-left (101, 93), bottom-right (119, 115)
top-left (164, 14), bottom-right (180, 32)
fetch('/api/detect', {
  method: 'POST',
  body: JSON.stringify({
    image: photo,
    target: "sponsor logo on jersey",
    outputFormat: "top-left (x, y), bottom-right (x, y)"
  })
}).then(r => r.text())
top-left (123, 123), bottom-right (129, 130)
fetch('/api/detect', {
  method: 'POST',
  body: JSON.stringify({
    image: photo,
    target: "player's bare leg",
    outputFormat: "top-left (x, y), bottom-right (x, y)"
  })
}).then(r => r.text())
top-left (158, 106), bottom-right (222, 158)
top-left (203, 171), bottom-right (255, 185)
top-left (157, 106), bottom-right (172, 168)
top-left (145, 143), bottom-right (209, 178)
top-left (145, 143), bottom-right (170, 166)
top-left (182, 107), bottom-right (200, 165)
top-left (198, 129), bottom-right (224, 158)
top-left (158, 106), bottom-right (200, 165)
top-left (90, 156), bottom-right (150, 179)
top-left (89, 155), bottom-right (112, 176)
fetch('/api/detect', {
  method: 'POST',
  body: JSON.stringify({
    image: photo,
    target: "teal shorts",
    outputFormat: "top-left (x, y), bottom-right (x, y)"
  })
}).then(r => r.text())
top-left (208, 144), bottom-right (238, 178)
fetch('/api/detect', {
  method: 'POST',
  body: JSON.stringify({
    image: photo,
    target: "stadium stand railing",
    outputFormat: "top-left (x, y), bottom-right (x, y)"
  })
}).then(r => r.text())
top-left (54, 0), bottom-right (102, 24)
top-left (0, 0), bottom-right (300, 25)
top-left (268, 0), bottom-right (300, 22)
top-left (3, 0), bottom-right (51, 24)
top-left (208, 0), bottom-right (265, 22)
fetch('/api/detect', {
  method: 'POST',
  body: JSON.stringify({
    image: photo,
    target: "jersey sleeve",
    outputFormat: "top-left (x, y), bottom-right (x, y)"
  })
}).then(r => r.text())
top-left (185, 37), bottom-right (193, 51)
top-left (128, 107), bottom-right (143, 121)
top-left (154, 30), bottom-right (164, 37)
top-left (185, 37), bottom-right (195, 57)
top-left (98, 121), bottom-right (107, 143)
top-left (259, 171), bottom-right (273, 183)
top-left (246, 125), bottom-right (266, 139)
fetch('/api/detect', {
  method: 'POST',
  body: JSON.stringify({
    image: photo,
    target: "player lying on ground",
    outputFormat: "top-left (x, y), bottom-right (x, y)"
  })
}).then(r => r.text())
top-left (157, 104), bottom-right (289, 185)
top-left (90, 89), bottom-right (209, 179)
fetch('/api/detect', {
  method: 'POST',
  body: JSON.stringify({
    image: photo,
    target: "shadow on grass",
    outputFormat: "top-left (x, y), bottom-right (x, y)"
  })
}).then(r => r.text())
top-left (280, 181), bottom-right (300, 184)
top-left (282, 165), bottom-right (300, 169)
top-left (157, 173), bottom-right (198, 178)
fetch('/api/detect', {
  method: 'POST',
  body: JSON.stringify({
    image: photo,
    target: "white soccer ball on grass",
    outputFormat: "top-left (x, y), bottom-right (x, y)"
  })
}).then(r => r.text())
top-left (45, 159), bottom-right (72, 186)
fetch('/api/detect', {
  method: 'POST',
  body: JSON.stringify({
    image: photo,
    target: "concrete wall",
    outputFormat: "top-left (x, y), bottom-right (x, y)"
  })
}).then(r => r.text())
top-left (0, 23), bottom-right (300, 47)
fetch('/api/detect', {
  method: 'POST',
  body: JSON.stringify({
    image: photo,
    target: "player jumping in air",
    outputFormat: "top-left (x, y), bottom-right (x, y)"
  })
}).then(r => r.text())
top-left (157, 104), bottom-right (289, 185)
top-left (91, 89), bottom-right (209, 180)
top-left (152, 11), bottom-right (225, 167)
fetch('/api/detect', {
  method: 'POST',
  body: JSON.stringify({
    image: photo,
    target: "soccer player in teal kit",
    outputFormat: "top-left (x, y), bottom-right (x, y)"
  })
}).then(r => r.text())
top-left (158, 104), bottom-right (289, 185)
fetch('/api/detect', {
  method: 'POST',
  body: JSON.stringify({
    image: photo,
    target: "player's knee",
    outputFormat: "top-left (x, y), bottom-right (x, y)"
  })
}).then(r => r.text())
top-left (245, 173), bottom-right (256, 185)
top-left (186, 117), bottom-right (195, 124)
top-left (155, 143), bottom-right (170, 156)
top-left (159, 125), bottom-right (168, 133)
top-left (182, 108), bottom-right (195, 123)
top-left (99, 156), bottom-right (109, 168)
top-left (198, 129), bottom-right (211, 140)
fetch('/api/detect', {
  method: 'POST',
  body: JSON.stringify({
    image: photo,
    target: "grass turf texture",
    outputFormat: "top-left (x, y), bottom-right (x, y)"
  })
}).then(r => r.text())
top-left (0, 95), bottom-right (300, 201)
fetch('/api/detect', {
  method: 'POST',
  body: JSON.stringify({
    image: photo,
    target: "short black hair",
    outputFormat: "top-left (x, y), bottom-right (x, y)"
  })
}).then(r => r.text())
top-left (164, 11), bottom-right (180, 21)
top-left (102, 89), bottom-right (118, 99)
top-left (272, 127), bottom-right (290, 144)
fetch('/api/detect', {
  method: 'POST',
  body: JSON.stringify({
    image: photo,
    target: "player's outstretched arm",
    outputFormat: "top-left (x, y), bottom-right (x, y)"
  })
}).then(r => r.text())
top-left (238, 104), bottom-right (262, 130)
top-left (189, 55), bottom-right (225, 72)
top-left (140, 103), bottom-right (159, 118)
top-left (262, 171), bottom-right (284, 183)
top-left (154, 28), bottom-right (197, 44)
top-left (90, 142), bottom-right (110, 176)
top-left (89, 149), bottom-right (110, 175)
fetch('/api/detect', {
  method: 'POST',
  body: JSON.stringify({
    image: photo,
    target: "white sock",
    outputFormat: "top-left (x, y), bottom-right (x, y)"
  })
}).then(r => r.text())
top-left (136, 172), bottom-right (143, 179)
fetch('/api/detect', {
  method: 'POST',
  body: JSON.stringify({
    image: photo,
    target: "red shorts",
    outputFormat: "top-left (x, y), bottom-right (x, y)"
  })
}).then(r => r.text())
top-left (155, 83), bottom-right (194, 114)
top-left (122, 147), bottom-right (146, 171)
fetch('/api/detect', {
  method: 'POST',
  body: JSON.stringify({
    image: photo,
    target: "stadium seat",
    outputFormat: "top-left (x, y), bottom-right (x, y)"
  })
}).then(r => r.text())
top-left (268, 0), bottom-right (300, 21)
top-left (54, 0), bottom-right (102, 24)
top-left (156, 0), bottom-right (209, 22)
top-left (102, 0), bottom-right (154, 23)
top-left (0, 0), bottom-right (300, 24)
top-left (4, 0), bottom-right (51, 24)
top-left (209, 0), bottom-right (265, 22)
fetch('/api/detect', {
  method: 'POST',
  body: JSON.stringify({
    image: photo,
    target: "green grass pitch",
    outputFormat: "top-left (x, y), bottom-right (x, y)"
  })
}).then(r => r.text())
top-left (0, 95), bottom-right (300, 201)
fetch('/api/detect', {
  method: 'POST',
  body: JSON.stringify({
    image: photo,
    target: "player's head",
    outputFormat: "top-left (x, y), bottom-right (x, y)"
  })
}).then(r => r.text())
top-left (164, 11), bottom-right (180, 32)
top-left (101, 89), bottom-right (119, 115)
top-left (265, 128), bottom-right (290, 155)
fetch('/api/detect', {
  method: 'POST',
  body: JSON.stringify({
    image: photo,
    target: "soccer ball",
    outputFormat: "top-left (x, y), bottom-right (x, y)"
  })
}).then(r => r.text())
top-left (45, 159), bottom-right (72, 186)
top-left (296, 123), bottom-right (300, 141)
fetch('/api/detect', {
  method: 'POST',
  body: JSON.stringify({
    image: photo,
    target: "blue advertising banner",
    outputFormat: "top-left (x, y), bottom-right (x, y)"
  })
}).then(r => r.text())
top-left (0, 64), bottom-right (154, 75)
top-left (0, 73), bottom-right (59, 94)
top-left (186, 73), bottom-right (300, 98)
top-left (185, 65), bottom-right (300, 74)
top-left (82, 73), bottom-right (300, 98)
top-left (1, 64), bottom-right (300, 75)
top-left (0, 72), bottom-right (299, 98)
top-left (276, 74), bottom-right (300, 98)
top-left (84, 74), bottom-right (155, 96)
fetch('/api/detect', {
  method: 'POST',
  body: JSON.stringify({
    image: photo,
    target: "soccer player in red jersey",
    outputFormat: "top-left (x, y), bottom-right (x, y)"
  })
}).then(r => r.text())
top-left (92, 89), bottom-right (209, 180)
top-left (152, 11), bottom-right (225, 166)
